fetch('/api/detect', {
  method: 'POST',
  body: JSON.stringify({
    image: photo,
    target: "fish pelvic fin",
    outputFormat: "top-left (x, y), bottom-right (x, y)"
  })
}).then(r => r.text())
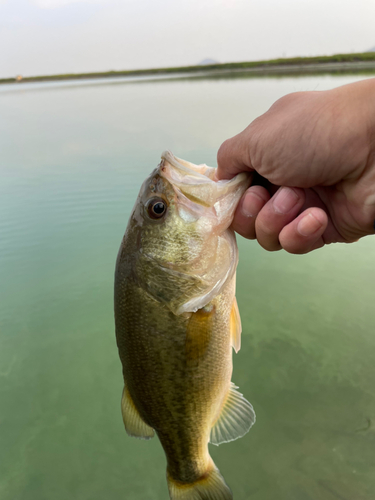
top-left (210, 383), bottom-right (255, 446)
top-left (167, 464), bottom-right (232, 500)
top-left (121, 386), bottom-right (155, 440)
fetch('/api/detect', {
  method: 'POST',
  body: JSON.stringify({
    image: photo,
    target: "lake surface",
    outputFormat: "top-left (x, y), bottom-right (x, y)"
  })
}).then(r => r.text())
top-left (0, 72), bottom-right (374, 500)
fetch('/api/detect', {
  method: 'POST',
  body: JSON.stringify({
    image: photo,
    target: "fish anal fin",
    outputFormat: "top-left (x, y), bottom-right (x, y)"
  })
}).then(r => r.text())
top-left (121, 387), bottom-right (155, 440)
top-left (230, 297), bottom-right (242, 353)
top-left (210, 382), bottom-right (255, 446)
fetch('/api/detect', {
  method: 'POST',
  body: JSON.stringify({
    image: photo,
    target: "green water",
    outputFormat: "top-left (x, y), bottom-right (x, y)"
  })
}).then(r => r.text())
top-left (0, 73), bottom-right (374, 500)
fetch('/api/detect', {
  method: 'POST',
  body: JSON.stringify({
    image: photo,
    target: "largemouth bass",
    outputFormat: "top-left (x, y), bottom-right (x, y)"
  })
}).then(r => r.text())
top-left (114, 151), bottom-right (255, 499)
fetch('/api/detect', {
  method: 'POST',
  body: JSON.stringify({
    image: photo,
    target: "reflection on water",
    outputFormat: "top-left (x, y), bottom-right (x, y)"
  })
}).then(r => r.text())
top-left (0, 72), bottom-right (374, 500)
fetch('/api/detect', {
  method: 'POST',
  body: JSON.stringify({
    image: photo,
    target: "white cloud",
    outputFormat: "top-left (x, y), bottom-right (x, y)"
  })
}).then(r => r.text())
top-left (31, 0), bottom-right (105, 8)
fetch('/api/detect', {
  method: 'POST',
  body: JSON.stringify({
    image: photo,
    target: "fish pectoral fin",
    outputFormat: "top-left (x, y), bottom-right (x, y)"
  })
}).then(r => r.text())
top-left (121, 386), bottom-right (155, 440)
top-left (210, 382), bottom-right (255, 446)
top-left (185, 304), bottom-right (215, 368)
top-left (230, 297), bottom-right (242, 353)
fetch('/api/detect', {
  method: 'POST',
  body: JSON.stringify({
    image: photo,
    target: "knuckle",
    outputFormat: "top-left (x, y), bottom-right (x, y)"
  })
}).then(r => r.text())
top-left (232, 219), bottom-right (256, 240)
top-left (259, 239), bottom-right (282, 252)
top-left (256, 226), bottom-right (282, 251)
top-left (217, 139), bottom-right (231, 164)
top-left (243, 230), bottom-right (257, 240)
top-left (284, 245), bottom-right (308, 255)
top-left (281, 236), bottom-right (321, 254)
top-left (255, 215), bottom-right (280, 238)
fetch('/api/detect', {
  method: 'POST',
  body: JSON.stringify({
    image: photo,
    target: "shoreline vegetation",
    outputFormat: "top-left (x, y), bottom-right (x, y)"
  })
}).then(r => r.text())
top-left (1, 52), bottom-right (375, 85)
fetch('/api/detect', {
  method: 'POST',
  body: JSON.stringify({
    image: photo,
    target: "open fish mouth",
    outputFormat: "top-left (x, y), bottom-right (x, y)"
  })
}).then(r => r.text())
top-left (159, 150), bottom-right (251, 225)
top-left (161, 150), bottom-right (217, 182)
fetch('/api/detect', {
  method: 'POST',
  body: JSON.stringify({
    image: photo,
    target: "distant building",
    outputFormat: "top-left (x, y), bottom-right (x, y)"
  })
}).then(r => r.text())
top-left (15, 75), bottom-right (23, 82)
top-left (198, 58), bottom-right (219, 66)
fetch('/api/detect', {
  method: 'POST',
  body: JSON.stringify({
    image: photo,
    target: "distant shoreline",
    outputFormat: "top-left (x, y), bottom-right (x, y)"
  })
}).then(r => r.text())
top-left (1, 52), bottom-right (375, 85)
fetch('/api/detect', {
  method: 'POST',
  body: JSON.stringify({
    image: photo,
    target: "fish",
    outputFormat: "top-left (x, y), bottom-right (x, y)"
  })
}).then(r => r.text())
top-left (114, 151), bottom-right (255, 500)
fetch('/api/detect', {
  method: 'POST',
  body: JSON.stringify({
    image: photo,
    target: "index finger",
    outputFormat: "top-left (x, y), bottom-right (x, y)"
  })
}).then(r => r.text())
top-left (216, 131), bottom-right (254, 180)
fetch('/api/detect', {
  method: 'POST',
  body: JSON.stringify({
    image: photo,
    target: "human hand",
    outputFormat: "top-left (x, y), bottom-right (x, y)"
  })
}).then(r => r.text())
top-left (217, 78), bottom-right (375, 254)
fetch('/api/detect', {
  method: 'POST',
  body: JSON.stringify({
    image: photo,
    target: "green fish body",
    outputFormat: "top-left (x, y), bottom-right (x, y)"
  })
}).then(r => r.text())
top-left (115, 152), bottom-right (255, 499)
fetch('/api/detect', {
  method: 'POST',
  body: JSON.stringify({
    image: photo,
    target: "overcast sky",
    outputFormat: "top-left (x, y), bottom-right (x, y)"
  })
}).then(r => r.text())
top-left (0, 0), bottom-right (373, 78)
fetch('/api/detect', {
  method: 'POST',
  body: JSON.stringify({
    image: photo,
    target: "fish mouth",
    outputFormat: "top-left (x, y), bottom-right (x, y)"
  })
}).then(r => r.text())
top-left (159, 151), bottom-right (251, 225)
top-left (160, 150), bottom-right (217, 183)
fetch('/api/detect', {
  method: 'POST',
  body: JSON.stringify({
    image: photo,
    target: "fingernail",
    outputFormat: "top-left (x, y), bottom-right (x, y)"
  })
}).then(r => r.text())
top-left (242, 192), bottom-right (264, 217)
top-left (297, 213), bottom-right (323, 236)
top-left (272, 187), bottom-right (299, 214)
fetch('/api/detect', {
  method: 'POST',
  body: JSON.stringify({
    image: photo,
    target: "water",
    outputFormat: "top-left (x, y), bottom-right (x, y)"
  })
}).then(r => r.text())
top-left (0, 73), bottom-right (374, 500)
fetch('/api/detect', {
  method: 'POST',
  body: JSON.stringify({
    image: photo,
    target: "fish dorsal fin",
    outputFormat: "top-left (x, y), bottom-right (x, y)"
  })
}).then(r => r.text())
top-left (210, 383), bottom-right (256, 446)
top-left (121, 387), bottom-right (155, 440)
top-left (230, 297), bottom-right (242, 353)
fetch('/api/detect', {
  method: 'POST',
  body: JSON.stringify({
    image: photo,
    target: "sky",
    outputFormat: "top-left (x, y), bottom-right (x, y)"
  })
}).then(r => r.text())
top-left (0, 0), bottom-right (374, 78)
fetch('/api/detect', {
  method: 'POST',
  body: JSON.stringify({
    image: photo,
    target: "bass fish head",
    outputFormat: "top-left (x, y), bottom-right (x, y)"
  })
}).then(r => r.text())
top-left (122, 151), bottom-right (251, 315)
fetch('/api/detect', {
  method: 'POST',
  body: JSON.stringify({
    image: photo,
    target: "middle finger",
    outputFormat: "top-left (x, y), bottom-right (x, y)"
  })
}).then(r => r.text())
top-left (255, 187), bottom-right (306, 251)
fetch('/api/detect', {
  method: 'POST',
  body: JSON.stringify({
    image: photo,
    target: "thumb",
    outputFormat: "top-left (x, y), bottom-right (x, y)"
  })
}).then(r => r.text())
top-left (216, 130), bottom-right (254, 180)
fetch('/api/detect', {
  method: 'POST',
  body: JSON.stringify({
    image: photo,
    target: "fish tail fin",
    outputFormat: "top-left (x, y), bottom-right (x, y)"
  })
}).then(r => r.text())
top-left (167, 463), bottom-right (232, 500)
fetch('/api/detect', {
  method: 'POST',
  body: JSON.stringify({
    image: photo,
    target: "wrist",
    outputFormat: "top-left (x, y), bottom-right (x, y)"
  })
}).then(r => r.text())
top-left (330, 79), bottom-right (375, 234)
top-left (336, 78), bottom-right (375, 158)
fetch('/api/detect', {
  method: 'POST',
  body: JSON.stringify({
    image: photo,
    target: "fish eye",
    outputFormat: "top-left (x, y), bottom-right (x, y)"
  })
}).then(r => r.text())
top-left (146, 197), bottom-right (167, 220)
